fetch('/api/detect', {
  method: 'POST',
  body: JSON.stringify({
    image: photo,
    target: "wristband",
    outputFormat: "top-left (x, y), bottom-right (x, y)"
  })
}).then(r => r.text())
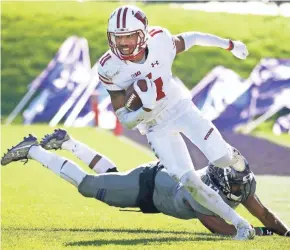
top-left (255, 227), bottom-right (274, 236)
top-left (261, 227), bottom-right (274, 236)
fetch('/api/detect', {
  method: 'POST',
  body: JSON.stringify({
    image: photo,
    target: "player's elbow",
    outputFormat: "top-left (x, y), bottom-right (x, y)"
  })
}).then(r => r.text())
top-left (123, 122), bottom-right (134, 130)
top-left (116, 108), bottom-right (143, 130)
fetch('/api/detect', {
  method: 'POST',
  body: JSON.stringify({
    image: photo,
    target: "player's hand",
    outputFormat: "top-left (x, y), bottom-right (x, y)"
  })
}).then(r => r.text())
top-left (231, 41), bottom-right (249, 60)
top-left (134, 78), bottom-right (157, 111)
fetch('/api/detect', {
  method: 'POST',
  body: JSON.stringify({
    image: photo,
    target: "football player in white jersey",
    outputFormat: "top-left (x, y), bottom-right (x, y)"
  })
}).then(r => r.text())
top-left (97, 5), bottom-right (253, 240)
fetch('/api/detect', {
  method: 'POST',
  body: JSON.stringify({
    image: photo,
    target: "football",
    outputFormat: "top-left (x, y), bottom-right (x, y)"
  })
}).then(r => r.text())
top-left (125, 79), bottom-right (148, 111)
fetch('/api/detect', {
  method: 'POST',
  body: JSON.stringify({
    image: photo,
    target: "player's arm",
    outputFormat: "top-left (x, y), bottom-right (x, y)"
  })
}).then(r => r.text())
top-left (98, 56), bottom-right (156, 130)
top-left (196, 212), bottom-right (270, 236)
top-left (107, 89), bottom-right (126, 112)
top-left (173, 33), bottom-right (248, 60)
top-left (196, 212), bottom-right (236, 235)
top-left (242, 194), bottom-right (290, 236)
top-left (107, 89), bottom-right (152, 130)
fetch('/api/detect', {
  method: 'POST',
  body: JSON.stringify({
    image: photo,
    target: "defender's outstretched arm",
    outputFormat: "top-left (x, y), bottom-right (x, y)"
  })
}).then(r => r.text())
top-left (196, 212), bottom-right (236, 235)
top-left (243, 195), bottom-right (290, 236)
top-left (196, 212), bottom-right (275, 236)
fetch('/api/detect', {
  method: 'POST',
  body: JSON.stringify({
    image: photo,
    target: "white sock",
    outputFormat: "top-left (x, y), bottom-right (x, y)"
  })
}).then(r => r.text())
top-left (62, 137), bottom-right (117, 174)
top-left (28, 146), bottom-right (87, 187)
top-left (181, 170), bottom-right (249, 229)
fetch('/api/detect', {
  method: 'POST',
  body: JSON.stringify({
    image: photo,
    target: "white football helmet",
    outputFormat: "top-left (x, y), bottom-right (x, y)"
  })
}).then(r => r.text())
top-left (107, 5), bottom-right (148, 60)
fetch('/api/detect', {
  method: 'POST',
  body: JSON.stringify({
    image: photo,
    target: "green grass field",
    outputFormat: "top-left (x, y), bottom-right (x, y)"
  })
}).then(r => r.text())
top-left (1, 125), bottom-right (290, 249)
top-left (249, 120), bottom-right (290, 148)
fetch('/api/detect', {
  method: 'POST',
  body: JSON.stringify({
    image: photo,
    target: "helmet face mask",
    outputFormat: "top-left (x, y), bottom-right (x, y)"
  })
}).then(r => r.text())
top-left (107, 6), bottom-right (148, 60)
top-left (107, 29), bottom-right (146, 60)
top-left (225, 182), bottom-right (251, 203)
top-left (207, 161), bottom-right (255, 203)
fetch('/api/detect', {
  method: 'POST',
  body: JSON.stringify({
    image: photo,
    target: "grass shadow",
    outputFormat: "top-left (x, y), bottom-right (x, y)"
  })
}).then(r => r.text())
top-left (65, 235), bottom-right (229, 247)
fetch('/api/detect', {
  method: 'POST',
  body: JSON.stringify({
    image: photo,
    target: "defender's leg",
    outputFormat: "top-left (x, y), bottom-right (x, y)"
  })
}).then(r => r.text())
top-left (2, 135), bottom-right (142, 208)
top-left (78, 167), bottom-right (143, 208)
top-left (1, 135), bottom-right (87, 187)
top-left (41, 129), bottom-right (118, 173)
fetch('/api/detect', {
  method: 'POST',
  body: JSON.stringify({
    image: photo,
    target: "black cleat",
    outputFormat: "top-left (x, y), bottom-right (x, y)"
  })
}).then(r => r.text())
top-left (1, 134), bottom-right (38, 166)
top-left (40, 129), bottom-right (70, 150)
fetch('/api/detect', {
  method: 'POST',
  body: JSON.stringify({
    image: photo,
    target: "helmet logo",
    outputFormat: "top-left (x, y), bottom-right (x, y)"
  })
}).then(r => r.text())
top-left (134, 11), bottom-right (147, 27)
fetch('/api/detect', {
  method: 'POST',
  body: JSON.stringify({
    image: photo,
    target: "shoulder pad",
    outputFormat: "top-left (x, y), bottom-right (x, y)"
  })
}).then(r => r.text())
top-left (149, 26), bottom-right (172, 38)
top-left (98, 51), bottom-right (113, 69)
top-left (97, 51), bottom-right (121, 82)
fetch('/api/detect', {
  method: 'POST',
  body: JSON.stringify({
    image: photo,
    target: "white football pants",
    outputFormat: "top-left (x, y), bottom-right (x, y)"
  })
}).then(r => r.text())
top-left (146, 100), bottom-right (230, 179)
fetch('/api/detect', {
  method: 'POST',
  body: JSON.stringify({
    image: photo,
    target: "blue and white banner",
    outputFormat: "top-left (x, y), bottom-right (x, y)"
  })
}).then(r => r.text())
top-left (23, 36), bottom-right (91, 124)
top-left (191, 66), bottom-right (248, 122)
top-left (273, 113), bottom-right (290, 135)
top-left (191, 58), bottom-right (290, 131)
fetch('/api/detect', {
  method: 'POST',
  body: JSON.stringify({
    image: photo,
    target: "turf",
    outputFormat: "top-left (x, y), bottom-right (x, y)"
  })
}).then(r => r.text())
top-left (250, 120), bottom-right (290, 148)
top-left (2, 1), bottom-right (290, 115)
top-left (1, 125), bottom-right (290, 249)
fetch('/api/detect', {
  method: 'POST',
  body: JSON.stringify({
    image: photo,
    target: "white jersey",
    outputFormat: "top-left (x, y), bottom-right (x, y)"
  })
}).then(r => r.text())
top-left (97, 26), bottom-right (191, 133)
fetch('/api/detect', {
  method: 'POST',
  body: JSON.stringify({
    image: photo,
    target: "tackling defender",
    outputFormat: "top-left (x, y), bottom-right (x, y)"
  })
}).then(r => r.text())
top-left (97, 5), bottom-right (253, 239)
top-left (2, 129), bottom-right (289, 238)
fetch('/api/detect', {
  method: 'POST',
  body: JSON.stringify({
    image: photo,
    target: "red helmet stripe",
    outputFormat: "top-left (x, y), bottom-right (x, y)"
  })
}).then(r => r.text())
top-left (116, 8), bottom-right (122, 28)
top-left (122, 7), bottom-right (128, 28)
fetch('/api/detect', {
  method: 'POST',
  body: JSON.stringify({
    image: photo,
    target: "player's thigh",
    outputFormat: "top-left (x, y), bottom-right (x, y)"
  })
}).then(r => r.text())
top-left (78, 167), bottom-right (143, 208)
top-left (180, 104), bottom-right (230, 162)
top-left (146, 130), bottom-right (194, 179)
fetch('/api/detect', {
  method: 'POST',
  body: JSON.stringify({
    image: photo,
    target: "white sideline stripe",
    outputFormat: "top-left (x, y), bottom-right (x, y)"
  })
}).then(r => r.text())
top-left (118, 136), bottom-right (156, 158)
